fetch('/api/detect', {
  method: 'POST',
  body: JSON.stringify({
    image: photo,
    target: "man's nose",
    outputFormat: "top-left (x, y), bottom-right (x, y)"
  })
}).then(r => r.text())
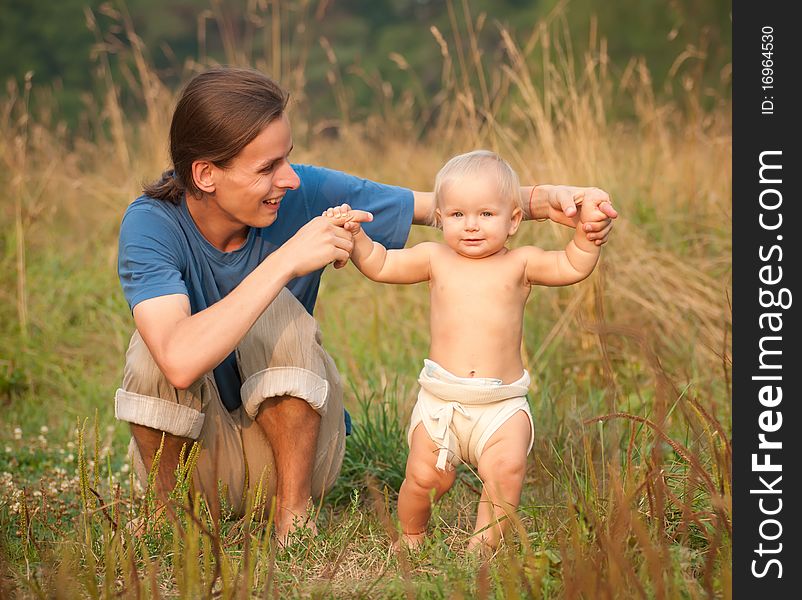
top-left (276, 162), bottom-right (300, 190)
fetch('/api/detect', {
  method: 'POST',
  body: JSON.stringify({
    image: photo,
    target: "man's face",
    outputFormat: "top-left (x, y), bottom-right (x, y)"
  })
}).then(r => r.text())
top-left (210, 114), bottom-right (300, 229)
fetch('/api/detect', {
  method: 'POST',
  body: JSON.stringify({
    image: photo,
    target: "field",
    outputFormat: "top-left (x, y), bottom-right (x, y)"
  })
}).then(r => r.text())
top-left (0, 4), bottom-right (731, 598)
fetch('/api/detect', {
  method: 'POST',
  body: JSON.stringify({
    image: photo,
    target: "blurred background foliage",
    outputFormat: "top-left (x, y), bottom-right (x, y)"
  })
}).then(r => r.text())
top-left (0, 1), bottom-right (732, 594)
top-left (1, 0), bottom-right (731, 131)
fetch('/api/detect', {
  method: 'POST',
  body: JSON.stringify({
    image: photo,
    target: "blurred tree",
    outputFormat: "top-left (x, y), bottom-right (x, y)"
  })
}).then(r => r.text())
top-left (0, 0), bottom-right (103, 118)
top-left (545, 0), bottom-right (731, 89)
top-left (0, 0), bottom-right (730, 129)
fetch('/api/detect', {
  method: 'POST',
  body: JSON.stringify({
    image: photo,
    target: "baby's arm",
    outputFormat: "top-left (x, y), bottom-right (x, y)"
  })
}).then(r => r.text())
top-left (522, 202), bottom-right (602, 286)
top-left (323, 204), bottom-right (433, 284)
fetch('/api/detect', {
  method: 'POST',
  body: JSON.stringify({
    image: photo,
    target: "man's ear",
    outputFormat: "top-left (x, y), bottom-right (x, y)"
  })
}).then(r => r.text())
top-left (509, 206), bottom-right (523, 235)
top-left (191, 160), bottom-right (216, 195)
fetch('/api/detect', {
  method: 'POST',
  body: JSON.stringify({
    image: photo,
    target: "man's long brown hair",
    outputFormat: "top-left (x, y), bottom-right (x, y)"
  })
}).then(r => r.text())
top-left (144, 67), bottom-right (289, 203)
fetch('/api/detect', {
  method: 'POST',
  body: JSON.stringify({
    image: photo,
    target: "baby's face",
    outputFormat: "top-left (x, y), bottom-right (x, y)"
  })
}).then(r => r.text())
top-left (436, 171), bottom-right (522, 259)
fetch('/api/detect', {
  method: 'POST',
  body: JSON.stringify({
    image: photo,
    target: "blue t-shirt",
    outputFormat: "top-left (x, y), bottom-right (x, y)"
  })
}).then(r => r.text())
top-left (118, 164), bottom-right (414, 412)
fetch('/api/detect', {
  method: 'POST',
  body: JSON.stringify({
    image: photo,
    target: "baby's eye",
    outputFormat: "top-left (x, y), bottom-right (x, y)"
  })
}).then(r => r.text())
top-left (481, 211), bottom-right (493, 217)
top-left (452, 211), bottom-right (463, 218)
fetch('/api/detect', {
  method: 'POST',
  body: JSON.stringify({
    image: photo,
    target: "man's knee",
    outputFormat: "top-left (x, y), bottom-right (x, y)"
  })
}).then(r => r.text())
top-left (121, 331), bottom-right (202, 398)
top-left (121, 332), bottom-right (162, 394)
top-left (237, 288), bottom-right (324, 377)
top-left (238, 289), bottom-right (339, 420)
top-left (116, 331), bottom-right (205, 437)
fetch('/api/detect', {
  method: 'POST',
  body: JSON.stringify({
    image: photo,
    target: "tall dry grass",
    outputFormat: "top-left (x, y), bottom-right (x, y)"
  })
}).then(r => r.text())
top-left (0, 0), bottom-right (730, 597)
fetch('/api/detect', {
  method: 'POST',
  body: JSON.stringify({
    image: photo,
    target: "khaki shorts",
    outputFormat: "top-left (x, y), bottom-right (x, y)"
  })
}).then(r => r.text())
top-left (114, 288), bottom-right (345, 517)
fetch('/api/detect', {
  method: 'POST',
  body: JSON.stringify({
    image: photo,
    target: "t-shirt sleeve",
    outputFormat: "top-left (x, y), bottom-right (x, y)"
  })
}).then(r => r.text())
top-left (118, 203), bottom-right (189, 311)
top-left (298, 164), bottom-right (414, 250)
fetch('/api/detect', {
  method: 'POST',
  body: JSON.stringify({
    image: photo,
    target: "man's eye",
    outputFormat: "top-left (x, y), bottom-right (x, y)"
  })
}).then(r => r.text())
top-left (261, 163), bottom-right (275, 173)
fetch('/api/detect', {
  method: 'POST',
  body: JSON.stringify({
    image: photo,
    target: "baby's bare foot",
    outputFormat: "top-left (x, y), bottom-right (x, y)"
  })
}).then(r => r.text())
top-left (467, 534), bottom-right (497, 557)
top-left (392, 531), bottom-right (425, 553)
top-left (402, 532), bottom-right (425, 548)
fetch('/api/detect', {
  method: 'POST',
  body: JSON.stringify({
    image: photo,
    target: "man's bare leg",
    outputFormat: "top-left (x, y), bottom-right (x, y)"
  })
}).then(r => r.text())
top-left (130, 423), bottom-right (191, 531)
top-left (254, 395), bottom-right (321, 541)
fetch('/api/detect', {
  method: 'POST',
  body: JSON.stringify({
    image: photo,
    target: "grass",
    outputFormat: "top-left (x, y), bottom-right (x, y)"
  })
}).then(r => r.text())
top-left (0, 1), bottom-right (731, 597)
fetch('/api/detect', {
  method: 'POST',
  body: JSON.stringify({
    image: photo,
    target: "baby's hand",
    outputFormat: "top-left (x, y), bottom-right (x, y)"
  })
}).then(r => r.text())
top-left (323, 203), bottom-right (353, 226)
top-left (322, 203), bottom-right (373, 234)
top-left (322, 204), bottom-right (374, 268)
top-left (577, 195), bottom-right (614, 243)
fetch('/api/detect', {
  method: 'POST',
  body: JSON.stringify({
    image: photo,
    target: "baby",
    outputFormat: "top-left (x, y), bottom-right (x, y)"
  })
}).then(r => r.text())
top-left (326, 150), bottom-right (603, 551)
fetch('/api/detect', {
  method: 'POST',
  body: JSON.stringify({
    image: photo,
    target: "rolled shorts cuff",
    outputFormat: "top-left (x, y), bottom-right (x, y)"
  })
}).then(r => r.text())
top-left (240, 367), bottom-right (329, 419)
top-left (114, 388), bottom-right (205, 439)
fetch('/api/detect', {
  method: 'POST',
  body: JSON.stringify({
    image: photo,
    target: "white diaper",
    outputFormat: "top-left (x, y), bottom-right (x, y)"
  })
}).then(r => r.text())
top-left (407, 359), bottom-right (535, 471)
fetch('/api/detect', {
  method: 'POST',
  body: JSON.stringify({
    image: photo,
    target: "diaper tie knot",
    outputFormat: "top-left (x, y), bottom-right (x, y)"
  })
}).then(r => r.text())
top-left (432, 402), bottom-right (470, 470)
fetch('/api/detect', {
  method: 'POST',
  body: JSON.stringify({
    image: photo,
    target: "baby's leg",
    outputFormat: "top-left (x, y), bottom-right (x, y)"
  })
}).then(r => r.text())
top-left (397, 423), bottom-right (457, 548)
top-left (469, 410), bottom-right (531, 552)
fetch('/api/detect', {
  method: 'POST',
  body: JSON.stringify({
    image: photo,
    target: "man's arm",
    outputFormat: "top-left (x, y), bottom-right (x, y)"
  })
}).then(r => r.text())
top-left (133, 216), bottom-right (357, 389)
top-left (412, 190), bottom-right (438, 226)
top-left (526, 185), bottom-right (617, 245)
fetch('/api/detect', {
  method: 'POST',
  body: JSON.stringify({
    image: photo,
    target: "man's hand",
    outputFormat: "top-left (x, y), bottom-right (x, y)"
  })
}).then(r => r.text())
top-left (276, 215), bottom-right (354, 277)
top-left (322, 204), bottom-right (374, 268)
top-left (532, 185), bottom-right (618, 246)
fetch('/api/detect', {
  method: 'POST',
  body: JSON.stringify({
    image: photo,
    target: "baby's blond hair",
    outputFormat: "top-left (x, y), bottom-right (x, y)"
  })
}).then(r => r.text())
top-left (431, 150), bottom-right (521, 226)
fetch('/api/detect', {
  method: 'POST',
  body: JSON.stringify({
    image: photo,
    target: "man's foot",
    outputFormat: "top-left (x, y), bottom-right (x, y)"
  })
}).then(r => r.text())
top-left (274, 503), bottom-right (318, 545)
top-left (125, 503), bottom-right (170, 540)
top-left (126, 515), bottom-right (146, 539)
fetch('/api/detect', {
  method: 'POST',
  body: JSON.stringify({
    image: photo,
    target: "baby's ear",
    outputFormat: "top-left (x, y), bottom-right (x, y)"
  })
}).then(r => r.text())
top-left (508, 206), bottom-right (523, 235)
top-left (433, 208), bottom-right (443, 229)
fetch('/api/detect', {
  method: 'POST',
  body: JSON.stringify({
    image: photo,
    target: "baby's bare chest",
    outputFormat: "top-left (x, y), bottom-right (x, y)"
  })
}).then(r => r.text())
top-left (430, 256), bottom-right (528, 303)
